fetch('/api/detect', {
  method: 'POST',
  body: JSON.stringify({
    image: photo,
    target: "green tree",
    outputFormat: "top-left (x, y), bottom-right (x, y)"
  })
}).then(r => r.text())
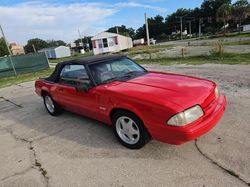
top-left (134, 0), bottom-right (238, 39)
top-left (243, 15), bottom-right (250, 25)
top-left (24, 38), bottom-right (67, 53)
top-left (47, 40), bottom-right (66, 47)
top-left (148, 15), bottom-right (167, 40)
top-left (106, 25), bottom-right (135, 39)
top-left (135, 25), bottom-right (146, 40)
top-left (135, 15), bottom-right (167, 40)
top-left (232, 0), bottom-right (250, 30)
top-left (74, 36), bottom-right (93, 50)
top-left (24, 38), bottom-right (48, 53)
top-left (0, 37), bottom-right (9, 57)
top-left (216, 3), bottom-right (232, 33)
top-left (201, 0), bottom-right (231, 33)
top-left (164, 8), bottom-right (197, 37)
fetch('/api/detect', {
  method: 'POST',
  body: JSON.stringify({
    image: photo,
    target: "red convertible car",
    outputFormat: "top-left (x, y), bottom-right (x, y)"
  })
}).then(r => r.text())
top-left (35, 55), bottom-right (226, 149)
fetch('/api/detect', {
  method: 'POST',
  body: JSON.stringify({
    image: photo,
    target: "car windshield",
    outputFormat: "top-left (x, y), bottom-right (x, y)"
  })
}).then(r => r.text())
top-left (89, 58), bottom-right (147, 85)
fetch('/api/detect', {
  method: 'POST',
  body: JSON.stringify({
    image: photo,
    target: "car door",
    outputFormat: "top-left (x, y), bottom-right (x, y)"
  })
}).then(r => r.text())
top-left (56, 64), bottom-right (100, 119)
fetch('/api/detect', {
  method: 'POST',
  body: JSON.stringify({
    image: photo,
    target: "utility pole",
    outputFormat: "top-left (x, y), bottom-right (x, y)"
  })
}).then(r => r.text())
top-left (85, 36), bottom-right (89, 51)
top-left (32, 44), bottom-right (37, 53)
top-left (176, 16), bottom-right (183, 40)
top-left (0, 24), bottom-right (12, 56)
top-left (189, 21), bottom-right (192, 38)
top-left (180, 17), bottom-right (183, 40)
top-left (0, 24), bottom-right (17, 76)
top-left (144, 13), bottom-right (150, 46)
top-left (199, 18), bottom-right (202, 39)
top-left (116, 26), bottom-right (119, 34)
top-left (78, 29), bottom-right (84, 47)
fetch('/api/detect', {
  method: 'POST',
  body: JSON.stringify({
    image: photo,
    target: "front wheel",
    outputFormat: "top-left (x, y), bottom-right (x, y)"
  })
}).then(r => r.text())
top-left (112, 111), bottom-right (150, 149)
top-left (43, 93), bottom-right (63, 116)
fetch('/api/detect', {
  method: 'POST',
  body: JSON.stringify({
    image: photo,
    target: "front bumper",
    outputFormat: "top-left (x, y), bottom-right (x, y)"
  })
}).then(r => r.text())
top-left (149, 94), bottom-right (226, 145)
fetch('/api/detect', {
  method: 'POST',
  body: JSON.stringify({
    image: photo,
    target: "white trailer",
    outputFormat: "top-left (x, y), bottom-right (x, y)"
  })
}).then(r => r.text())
top-left (38, 46), bottom-right (71, 59)
top-left (133, 38), bottom-right (145, 46)
top-left (91, 32), bottom-right (133, 55)
top-left (242, 24), bottom-right (250, 32)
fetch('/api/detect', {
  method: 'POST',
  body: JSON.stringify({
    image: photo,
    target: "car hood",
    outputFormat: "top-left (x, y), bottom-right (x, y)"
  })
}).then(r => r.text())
top-left (108, 72), bottom-right (216, 110)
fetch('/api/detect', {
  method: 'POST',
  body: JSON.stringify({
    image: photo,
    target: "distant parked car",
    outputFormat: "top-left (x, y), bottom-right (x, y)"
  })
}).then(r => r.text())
top-left (149, 38), bottom-right (156, 45)
top-left (35, 55), bottom-right (226, 149)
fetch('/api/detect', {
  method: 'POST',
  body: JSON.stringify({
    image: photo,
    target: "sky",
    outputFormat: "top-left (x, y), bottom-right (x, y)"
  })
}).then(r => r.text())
top-left (0, 0), bottom-right (235, 45)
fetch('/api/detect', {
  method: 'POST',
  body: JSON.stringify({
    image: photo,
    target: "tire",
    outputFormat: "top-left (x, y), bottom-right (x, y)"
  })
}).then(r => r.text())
top-left (43, 93), bottom-right (63, 116)
top-left (112, 110), bottom-right (151, 149)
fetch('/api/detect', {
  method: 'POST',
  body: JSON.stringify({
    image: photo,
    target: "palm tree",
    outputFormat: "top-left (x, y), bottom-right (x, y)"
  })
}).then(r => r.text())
top-left (232, 0), bottom-right (250, 32)
top-left (216, 3), bottom-right (232, 33)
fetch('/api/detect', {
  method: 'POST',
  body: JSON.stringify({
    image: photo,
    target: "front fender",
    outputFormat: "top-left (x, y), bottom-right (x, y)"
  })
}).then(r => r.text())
top-left (111, 102), bottom-right (145, 123)
top-left (108, 94), bottom-right (182, 134)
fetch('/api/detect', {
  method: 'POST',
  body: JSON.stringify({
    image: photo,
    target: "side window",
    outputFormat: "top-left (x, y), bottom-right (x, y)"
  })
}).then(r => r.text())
top-left (59, 65), bottom-right (90, 86)
top-left (102, 38), bottom-right (108, 48)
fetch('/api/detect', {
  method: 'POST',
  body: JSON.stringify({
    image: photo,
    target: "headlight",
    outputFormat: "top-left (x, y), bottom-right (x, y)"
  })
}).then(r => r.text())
top-left (215, 86), bottom-right (220, 99)
top-left (167, 105), bottom-right (204, 126)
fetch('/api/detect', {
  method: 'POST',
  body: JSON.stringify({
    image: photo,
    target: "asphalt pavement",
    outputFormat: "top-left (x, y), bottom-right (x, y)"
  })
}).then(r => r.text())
top-left (0, 64), bottom-right (249, 187)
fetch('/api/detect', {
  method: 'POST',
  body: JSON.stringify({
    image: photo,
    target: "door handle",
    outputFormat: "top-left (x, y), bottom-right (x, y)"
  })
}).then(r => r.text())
top-left (58, 87), bottom-right (64, 92)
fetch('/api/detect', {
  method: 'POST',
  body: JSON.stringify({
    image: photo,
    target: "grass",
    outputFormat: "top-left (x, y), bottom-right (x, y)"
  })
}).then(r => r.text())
top-left (0, 68), bottom-right (54, 88)
top-left (191, 40), bottom-right (250, 46)
top-left (129, 44), bottom-right (174, 51)
top-left (124, 44), bottom-right (173, 56)
top-left (222, 40), bottom-right (250, 45)
top-left (49, 52), bottom-right (94, 63)
top-left (208, 32), bottom-right (250, 39)
top-left (136, 53), bottom-right (250, 65)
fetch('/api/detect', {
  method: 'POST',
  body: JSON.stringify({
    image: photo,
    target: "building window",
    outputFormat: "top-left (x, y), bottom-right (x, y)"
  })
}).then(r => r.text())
top-left (102, 38), bottom-right (108, 48)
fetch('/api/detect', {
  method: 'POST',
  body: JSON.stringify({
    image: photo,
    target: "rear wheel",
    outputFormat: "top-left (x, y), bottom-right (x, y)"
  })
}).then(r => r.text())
top-left (112, 111), bottom-right (150, 149)
top-left (43, 93), bottom-right (63, 116)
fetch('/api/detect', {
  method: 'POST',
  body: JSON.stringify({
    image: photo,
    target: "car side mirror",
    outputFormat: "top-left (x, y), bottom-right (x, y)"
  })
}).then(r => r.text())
top-left (75, 82), bottom-right (91, 92)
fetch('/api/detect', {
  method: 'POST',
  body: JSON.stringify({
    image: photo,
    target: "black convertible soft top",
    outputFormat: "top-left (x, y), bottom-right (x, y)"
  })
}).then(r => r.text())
top-left (45, 55), bottom-right (126, 82)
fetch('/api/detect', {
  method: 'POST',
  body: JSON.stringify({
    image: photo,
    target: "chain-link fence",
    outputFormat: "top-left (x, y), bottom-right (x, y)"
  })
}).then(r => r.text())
top-left (0, 52), bottom-right (49, 78)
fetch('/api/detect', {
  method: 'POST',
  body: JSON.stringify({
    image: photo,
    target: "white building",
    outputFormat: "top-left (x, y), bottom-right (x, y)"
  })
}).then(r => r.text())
top-left (38, 46), bottom-right (71, 59)
top-left (91, 32), bottom-right (133, 55)
top-left (9, 43), bottom-right (25, 55)
top-left (242, 24), bottom-right (250, 32)
top-left (133, 38), bottom-right (145, 46)
top-left (172, 29), bottom-right (187, 35)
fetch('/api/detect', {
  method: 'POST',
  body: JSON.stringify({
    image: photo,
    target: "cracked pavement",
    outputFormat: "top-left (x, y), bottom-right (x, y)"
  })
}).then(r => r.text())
top-left (0, 64), bottom-right (249, 187)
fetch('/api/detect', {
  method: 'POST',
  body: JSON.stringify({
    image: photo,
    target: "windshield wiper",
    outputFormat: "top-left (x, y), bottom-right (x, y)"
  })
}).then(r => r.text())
top-left (102, 77), bottom-right (118, 84)
top-left (124, 71), bottom-right (138, 77)
top-left (122, 71), bottom-right (145, 78)
top-left (102, 71), bottom-right (146, 84)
